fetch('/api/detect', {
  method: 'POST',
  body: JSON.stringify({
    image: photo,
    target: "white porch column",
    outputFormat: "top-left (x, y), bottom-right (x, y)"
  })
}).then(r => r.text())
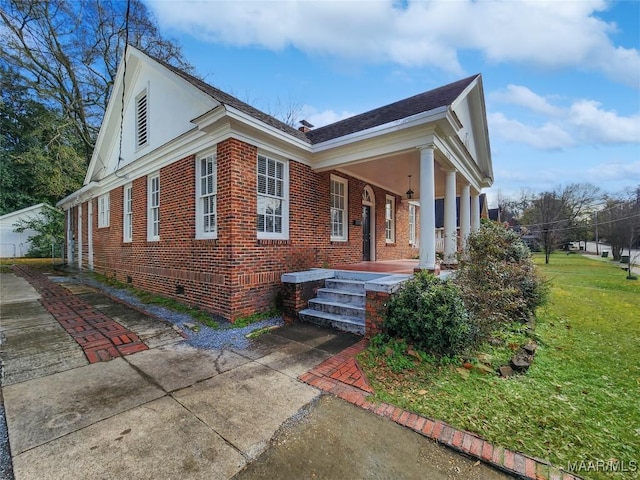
top-left (471, 192), bottom-right (481, 232)
top-left (87, 200), bottom-right (94, 270)
top-left (443, 169), bottom-right (457, 264)
top-left (418, 145), bottom-right (436, 270)
top-left (460, 183), bottom-right (471, 250)
top-left (66, 209), bottom-right (73, 264)
top-left (77, 203), bottom-right (83, 269)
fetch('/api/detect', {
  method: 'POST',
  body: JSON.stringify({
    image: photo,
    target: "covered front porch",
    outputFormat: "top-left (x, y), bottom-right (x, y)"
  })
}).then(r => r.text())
top-left (309, 75), bottom-right (492, 271)
top-left (284, 74), bottom-right (492, 335)
top-left (319, 141), bottom-right (490, 270)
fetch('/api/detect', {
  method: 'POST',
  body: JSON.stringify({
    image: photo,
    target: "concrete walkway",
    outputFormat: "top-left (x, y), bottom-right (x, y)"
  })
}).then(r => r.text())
top-left (1, 269), bottom-right (514, 480)
top-left (0, 272), bottom-right (327, 479)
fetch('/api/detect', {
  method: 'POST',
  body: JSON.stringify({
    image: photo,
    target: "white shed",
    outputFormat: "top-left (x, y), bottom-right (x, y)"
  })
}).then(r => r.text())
top-left (0, 204), bottom-right (55, 258)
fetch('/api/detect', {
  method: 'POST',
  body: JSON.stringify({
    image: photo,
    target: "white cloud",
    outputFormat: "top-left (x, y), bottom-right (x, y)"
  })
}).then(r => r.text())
top-left (148, 0), bottom-right (640, 86)
top-left (488, 112), bottom-right (575, 150)
top-left (491, 85), bottom-right (563, 117)
top-left (568, 100), bottom-right (640, 144)
top-left (489, 87), bottom-right (640, 148)
top-left (299, 105), bottom-right (355, 128)
top-left (586, 160), bottom-right (640, 182)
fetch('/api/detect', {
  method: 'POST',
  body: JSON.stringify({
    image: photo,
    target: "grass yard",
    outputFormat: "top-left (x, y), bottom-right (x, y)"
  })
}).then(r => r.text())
top-left (359, 253), bottom-right (640, 479)
top-left (0, 257), bottom-right (62, 273)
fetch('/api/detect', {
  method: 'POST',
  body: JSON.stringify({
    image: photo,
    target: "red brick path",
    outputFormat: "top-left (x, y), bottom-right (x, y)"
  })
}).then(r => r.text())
top-left (12, 266), bottom-right (148, 363)
top-left (300, 340), bottom-right (582, 480)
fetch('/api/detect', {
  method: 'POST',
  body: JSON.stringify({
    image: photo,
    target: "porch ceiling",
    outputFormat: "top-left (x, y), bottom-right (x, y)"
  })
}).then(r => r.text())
top-left (338, 151), bottom-right (452, 199)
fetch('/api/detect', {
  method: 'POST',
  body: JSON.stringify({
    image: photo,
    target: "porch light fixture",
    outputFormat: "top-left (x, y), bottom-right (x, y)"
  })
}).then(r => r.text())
top-left (406, 175), bottom-right (414, 200)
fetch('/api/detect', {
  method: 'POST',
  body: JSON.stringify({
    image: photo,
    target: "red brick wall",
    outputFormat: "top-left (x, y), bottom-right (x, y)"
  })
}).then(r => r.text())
top-left (74, 136), bottom-right (419, 321)
top-left (365, 291), bottom-right (389, 338)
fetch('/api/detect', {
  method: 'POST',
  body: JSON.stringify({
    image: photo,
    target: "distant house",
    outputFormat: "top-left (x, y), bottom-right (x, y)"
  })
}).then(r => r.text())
top-left (431, 194), bottom-right (490, 251)
top-left (0, 203), bottom-right (55, 258)
top-left (57, 46), bottom-right (493, 322)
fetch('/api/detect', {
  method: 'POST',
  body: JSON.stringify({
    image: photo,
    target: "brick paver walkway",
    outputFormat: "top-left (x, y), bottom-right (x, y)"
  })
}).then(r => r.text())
top-left (12, 266), bottom-right (148, 363)
top-left (300, 341), bottom-right (582, 480)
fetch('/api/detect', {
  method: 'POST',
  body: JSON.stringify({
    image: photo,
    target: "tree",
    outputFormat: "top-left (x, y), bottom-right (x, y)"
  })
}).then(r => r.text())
top-left (267, 97), bottom-right (304, 128)
top-left (12, 205), bottom-right (64, 257)
top-left (520, 184), bottom-right (601, 264)
top-left (1, 0), bottom-right (192, 156)
top-left (1, 66), bottom-right (85, 214)
top-left (598, 187), bottom-right (640, 266)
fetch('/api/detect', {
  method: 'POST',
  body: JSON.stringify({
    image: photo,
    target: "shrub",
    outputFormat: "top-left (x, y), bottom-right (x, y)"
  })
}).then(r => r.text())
top-left (384, 271), bottom-right (477, 357)
top-left (12, 206), bottom-right (64, 258)
top-left (454, 221), bottom-right (548, 336)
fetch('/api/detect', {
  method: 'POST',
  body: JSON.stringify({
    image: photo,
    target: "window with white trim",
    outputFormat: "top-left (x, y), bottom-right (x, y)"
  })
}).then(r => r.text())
top-left (385, 195), bottom-right (395, 243)
top-left (330, 175), bottom-right (348, 241)
top-left (135, 90), bottom-right (148, 149)
top-left (147, 173), bottom-right (160, 240)
top-left (196, 154), bottom-right (217, 239)
top-left (257, 154), bottom-right (288, 239)
top-left (98, 193), bottom-right (110, 228)
top-left (123, 184), bottom-right (133, 242)
top-left (408, 203), bottom-right (417, 246)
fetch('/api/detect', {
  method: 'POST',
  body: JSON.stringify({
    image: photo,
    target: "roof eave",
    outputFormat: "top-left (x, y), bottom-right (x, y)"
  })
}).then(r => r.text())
top-left (311, 106), bottom-right (449, 152)
top-left (57, 182), bottom-right (98, 209)
top-left (223, 105), bottom-right (313, 151)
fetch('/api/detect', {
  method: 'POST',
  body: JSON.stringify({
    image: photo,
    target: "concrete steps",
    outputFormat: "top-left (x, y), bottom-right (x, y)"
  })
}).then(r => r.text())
top-left (299, 274), bottom-right (371, 335)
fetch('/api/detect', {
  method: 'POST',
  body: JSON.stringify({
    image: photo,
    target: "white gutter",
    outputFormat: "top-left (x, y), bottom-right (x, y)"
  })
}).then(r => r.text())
top-left (311, 106), bottom-right (449, 152)
top-left (223, 105), bottom-right (313, 152)
top-left (56, 181), bottom-right (98, 209)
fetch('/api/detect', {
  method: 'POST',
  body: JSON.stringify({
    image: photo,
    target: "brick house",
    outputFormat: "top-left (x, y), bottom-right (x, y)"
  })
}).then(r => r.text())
top-left (57, 46), bottom-right (493, 323)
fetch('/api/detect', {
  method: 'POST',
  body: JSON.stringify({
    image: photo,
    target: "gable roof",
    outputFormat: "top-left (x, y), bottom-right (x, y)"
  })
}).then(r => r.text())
top-left (155, 57), bottom-right (312, 144)
top-left (306, 75), bottom-right (479, 144)
top-left (0, 203), bottom-right (57, 221)
top-left (155, 53), bottom-right (478, 146)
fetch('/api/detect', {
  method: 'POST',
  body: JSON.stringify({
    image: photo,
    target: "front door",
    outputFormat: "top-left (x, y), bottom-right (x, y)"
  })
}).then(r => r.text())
top-left (362, 205), bottom-right (371, 261)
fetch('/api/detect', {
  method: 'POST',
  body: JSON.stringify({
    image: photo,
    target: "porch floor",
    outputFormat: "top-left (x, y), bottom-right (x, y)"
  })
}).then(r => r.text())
top-left (331, 259), bottom-right (419, 275)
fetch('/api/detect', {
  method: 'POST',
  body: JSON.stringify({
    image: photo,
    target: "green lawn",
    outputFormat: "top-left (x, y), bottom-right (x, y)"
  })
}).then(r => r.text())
top-left (359, 253), bottom-right (640, 479)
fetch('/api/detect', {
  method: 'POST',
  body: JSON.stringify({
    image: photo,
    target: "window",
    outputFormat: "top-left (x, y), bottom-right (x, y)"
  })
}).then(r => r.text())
top-left (257, 154), bottom-right (288, 239)
top-left (98, 193), bottom-right (110, 228)
top-left (147, 173), bottom-right (159, 240)
top-left (385, 195), bottom-right (395, 243)
top-left (330, 175), bottom-right (348, 241)
top-left (196, 154), bottom-right (217, 238)
top-left (123, 184), bottom-right (133, 242)
top-left (135, 90), bottom-right (148, 149)
top-left (408, 203), bottom-right (417, 246)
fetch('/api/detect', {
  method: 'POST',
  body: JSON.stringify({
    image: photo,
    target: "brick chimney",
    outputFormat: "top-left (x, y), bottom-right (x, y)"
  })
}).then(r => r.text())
top-left (298, 119), bottom-right (314, 133)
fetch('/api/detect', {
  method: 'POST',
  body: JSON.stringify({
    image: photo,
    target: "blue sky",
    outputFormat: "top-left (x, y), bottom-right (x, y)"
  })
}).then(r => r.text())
top-left (145, 0), bottom-right (640, 205)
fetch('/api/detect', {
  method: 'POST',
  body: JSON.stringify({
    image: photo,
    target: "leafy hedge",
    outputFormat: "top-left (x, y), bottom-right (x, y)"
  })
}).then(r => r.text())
top-left (384, 271), bottom-right (477, 357)
top-left (454, 221), bottom-right (548, 336)
top-left (381, 221), bottom-right (547, 358)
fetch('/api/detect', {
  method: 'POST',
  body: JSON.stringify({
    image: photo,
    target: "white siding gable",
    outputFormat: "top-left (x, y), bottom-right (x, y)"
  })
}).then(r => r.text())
top-left (452, 97), bottom-right (478, 165)
top-left (87, 48), bottom-right (218, 183)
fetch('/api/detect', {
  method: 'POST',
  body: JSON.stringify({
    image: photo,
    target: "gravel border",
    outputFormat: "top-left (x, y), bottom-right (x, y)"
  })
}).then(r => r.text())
top-left (73, 274), bottom-right (285, 352)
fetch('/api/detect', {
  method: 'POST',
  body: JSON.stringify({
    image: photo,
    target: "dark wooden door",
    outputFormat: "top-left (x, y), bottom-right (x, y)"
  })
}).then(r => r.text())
top-left (362, 205), bottom-right (371, 261)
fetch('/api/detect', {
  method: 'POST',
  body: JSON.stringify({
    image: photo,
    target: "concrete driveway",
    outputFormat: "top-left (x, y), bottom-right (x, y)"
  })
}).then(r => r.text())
top-left (0, 271), bottom-right (512, 480)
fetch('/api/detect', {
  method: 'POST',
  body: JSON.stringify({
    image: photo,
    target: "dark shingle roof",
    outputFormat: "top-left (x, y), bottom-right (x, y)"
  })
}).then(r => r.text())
top-left (153, 51), bottom-right (478, 147)
top-left (157, 58), bottom-right (311, 144)
top-left (305, 74), bottom-right (479, 144)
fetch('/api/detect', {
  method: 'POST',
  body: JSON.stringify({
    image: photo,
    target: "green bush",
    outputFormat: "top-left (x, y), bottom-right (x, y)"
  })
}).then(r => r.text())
top-left (12, 206), bottom-right (64, 258)
top-left (454, 221), bottom-right (548, 336)
top-left (384, 271), bottom-right (476, 357)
